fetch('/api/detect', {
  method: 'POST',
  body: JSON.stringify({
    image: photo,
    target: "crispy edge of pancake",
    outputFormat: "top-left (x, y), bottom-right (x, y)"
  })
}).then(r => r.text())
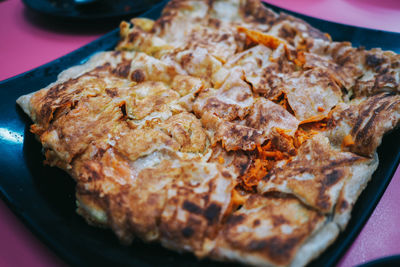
top-left (325, 92), bottom-right (400, 157)
top-left (76, 193), bottom-right (109, 227)
top-left (16, 51), bottom-right (117, 120)
top-left (334, 152), bottom-right (379, 230)
top-left (257, 134), bottom-right (368, 214)
top-left (210, 195), bottom-right (340, 267)
top-left (289, 222), bottom-right (339, 267)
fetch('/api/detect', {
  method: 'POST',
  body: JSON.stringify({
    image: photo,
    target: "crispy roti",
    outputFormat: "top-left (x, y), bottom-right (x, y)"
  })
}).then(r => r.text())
top-left (16, 0), bottom-right (400, 266)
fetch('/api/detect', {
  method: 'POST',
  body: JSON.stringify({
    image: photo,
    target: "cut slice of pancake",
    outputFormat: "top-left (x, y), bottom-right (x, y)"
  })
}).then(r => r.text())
top-left (258, 134), bottom-right (377, 214)
top-left (211, 194), bottom-right (339, 267)
top-left (324, 92), bottom-right (400, 157)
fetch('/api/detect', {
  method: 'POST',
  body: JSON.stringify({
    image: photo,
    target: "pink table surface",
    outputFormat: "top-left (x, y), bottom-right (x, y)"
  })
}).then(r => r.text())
top-left (0, 0), bottom-right (399, 266)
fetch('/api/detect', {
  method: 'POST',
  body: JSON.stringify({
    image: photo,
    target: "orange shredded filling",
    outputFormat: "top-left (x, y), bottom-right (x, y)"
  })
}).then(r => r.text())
top-left (293, 51), bottom-right (306, 67)
top-left (342, 134), bottom-right (355, 148)
top-left (237, 126), bottom-right (320, 192)
top-left (300, 114), bottom-right (328, 125)
top-left (237, 26), bottom-right (308, 68)
top-left (239, 140), bottom-right (287, 191)
top-left (294, 128), bottom-right (319, 148)
top-left (237, 26), bottom-right (285, 50)
top-left (218, 156), bottom-right (225, 164)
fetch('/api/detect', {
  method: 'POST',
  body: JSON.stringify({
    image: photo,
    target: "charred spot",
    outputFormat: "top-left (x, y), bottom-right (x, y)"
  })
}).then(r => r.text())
top-left (365, 54), bottom-right (385, 68)
top-left (182, 200), bottom-right (202, 215)
top-left (387, 98), bottom-right (400, 110)
top-left (105, 88), bottom-right (119, 98)
top-left (340, 200), bottom-right (349, 211)
top-left (155, 98), bottom-right (165, 106)
top-left (236, 92), bottom-right (251, 102)
top-left (316, 198), bottom-right (330, 211)
top-left (336, 55), bottom-right (351, 66)
top-left (238, 161), bottom-right (250, 176)
top-left (340, 85), bottom-right (349, 96)
top-left (206, 98), bottom-right (226, 109)
top-left (91, 63), bottom-right (111, 74)
top-left (112, 50), bottom-right (121, 56)
top-left (96, 147), bottom-right (107, 158)
top-left (349, 93), bottom-right (389, 136)
top-left (155, 17), bottom-right (171, 32)
top-left (246, 236), bottom-right (301, 265)
top-left (261, 236), bottom-right (300, 264)
top-left (279, 25), bottom-right (296, 39)
top-left (181, 227), bottom-right (194, 238)
top-left (222, 171), bottom-right (232, 178)
top-left (323, 169), bottom-right (342, 187)
top-left (208, 18), bottom-right (221, 28)
top-left (164, 0), bottom-right (186, 10)
top-left (271, 215), bottom-right (288, 227)
top-left (377, 74), bottom-right (396, 84)
top-left (39, 103), bottom-right (55, 124)
top-left (256, 58), bottom-right (263, 67)
top-left (114, 60), bottom-right (132, 78)
top-left (248, 240), bottom-right (268, 250)
top-left (119, 102), bottom-right (127, 118)
top-left (258, 112), bottom-right (269, 125)
top-left (181, 53), bottom-right (193, 68)
top-left (130, 69), bottom-right (146, 83)
top-left (49, 101), bottom-right (76, 124)
top-left (391, 61), bottom-right (400, 68)
top-left (44, 83), bottom-right (65, 100)
top-left (218, 33), bottom-right (230, 42)
top-left (127, 30), bottom-right (140, 43)
top-left (262, 171), bottom-right (273, 182)
top-left (324, 156), bottom-right (362, 170)
top-left (253, 219), bottom-right (261, 227)
top-left (83, 163), bottom-right (102, 182)
top-left (360, 135), bottom-right (373, 148)
top-left (146, 193), bottom-right (159, 206)
top-left (278, 26), bottom-right (297, 46)
top-left (204, 203), bottom-right (222, 224)
top-left (242, 133), bottom-right (250, 141)
top-left (227, 214), bottom-right (245, 226)
top-left (353, 100), bottom-right (388, 146)
top-left (244, 1), bottom-right (277, 25)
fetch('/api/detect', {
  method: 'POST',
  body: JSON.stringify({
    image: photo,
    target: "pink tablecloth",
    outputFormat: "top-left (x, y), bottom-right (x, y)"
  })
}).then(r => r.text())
top-left (0, 0), bottom-right (399, 266)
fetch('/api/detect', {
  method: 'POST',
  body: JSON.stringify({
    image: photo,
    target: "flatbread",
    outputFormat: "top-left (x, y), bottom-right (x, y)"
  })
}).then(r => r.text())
top-left (17, 0), bottom-right (400, 266)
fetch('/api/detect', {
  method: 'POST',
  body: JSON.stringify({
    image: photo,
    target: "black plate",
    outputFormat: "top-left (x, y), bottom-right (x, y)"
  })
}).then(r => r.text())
top-left (1, 1), bottom-right (400, 266)
top-left (22, 0), bottom-right (162, 21)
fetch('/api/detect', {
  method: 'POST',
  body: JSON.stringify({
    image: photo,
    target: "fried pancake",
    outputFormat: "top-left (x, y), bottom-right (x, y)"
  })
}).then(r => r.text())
top-left (258, 134), bottom-right (378, 213)
top-left (16, 0), bottom-right (400, 266)
top-left (211, 194), bottom-right (339, 267)
top-left (325, 92), bottom-right (400, 157)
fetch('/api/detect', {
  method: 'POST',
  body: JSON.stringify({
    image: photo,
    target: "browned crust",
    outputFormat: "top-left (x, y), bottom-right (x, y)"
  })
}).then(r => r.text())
top-left (16, 0), bottom-right (400, 266)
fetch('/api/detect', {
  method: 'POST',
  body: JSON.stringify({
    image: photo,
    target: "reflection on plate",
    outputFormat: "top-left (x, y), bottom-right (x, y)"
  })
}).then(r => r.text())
top-left (22, 0), bottom-right (162, 21)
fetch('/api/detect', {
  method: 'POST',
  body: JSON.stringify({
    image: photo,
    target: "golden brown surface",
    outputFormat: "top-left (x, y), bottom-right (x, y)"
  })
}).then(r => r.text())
top-left (17, 0), bottom-right (400, 266)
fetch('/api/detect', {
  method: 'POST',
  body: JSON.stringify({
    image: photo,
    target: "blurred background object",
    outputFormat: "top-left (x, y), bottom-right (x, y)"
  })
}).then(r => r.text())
top-left (22, 0), bottom-right (162, 21)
